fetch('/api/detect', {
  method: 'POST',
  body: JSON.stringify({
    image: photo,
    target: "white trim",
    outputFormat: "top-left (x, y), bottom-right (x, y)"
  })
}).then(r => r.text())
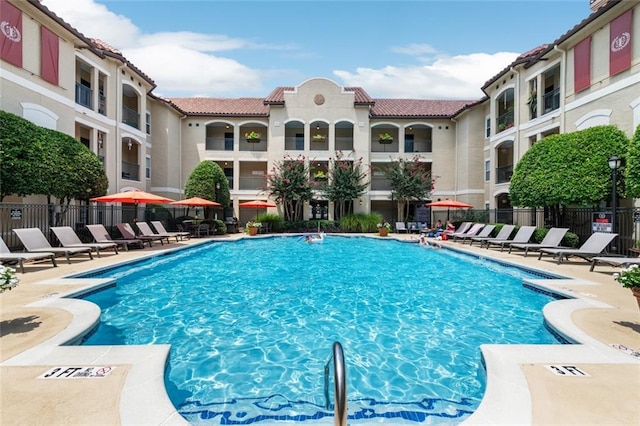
top-left (630, 96), bottom-right (640, 129)
top-left (20, 103), bottom-right (59, 130)
top-left (492, 189), bottom-right (510, 199)
top-left (453, 189), bottom-right (485, 195)
top-left (2, 68), bottom-right (74, 108)
top-left (524, 58), bottom-right (561, 82)
top-left (575, 109), bottom-right (612, 130)
top-left (519, 110), bottom-right (562, 131)
top-left (74, 104), bottom-right (116, 127)
top-left (524, 122), bottom-right (560, 138)
top-left (75, 51), bottom-right (111, 77)
top-left (75, 116), bottom-right (110, 134)
top-left (565, 72), bottom-right (640, 112)
top-left (150, 187), bottom-right (183, 194)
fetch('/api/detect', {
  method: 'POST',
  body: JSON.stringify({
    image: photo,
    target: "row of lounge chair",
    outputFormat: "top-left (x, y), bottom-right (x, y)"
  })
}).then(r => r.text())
top-left (0, 221), bottom-right (191, 272)
top-left (448, 222), bottom-right (622, 267)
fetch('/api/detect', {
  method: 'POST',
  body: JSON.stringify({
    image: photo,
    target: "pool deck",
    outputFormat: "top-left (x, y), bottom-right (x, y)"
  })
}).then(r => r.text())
top-left (1, 233), bottom-right (638, 425)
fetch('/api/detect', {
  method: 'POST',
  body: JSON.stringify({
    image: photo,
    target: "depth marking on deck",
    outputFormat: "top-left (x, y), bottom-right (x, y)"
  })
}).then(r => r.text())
top-left (544, 365), bottom-right (590, 376)
top-left (611, 343), bottom-right (640, 359)
top-left (38, 366), bottom-right (115, 379)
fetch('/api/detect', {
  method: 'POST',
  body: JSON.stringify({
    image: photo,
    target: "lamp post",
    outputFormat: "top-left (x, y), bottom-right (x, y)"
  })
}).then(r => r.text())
top-left (215, 182), bottom-right (221, 220)
top-left (608, 155), bottom-right (622, 252)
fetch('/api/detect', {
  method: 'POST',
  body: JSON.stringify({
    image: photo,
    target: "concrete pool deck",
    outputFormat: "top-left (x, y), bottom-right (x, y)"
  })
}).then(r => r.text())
top-left (1, 233), bottom-right (638, 425)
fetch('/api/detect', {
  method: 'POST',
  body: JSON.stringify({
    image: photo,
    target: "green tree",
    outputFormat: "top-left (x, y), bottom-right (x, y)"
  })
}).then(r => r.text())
top-left (184, 161), bottom-right (229, 207)
top-left (322, 151), bottom-right (368, 219)
top-left (509, 125), bottom-right (629, 225)
top-left (378, 155), bottom-right (434, 222)
top-left (267, 155), bottom-right (312, 221)
top-left (624, 125), bottom-right (640, 198)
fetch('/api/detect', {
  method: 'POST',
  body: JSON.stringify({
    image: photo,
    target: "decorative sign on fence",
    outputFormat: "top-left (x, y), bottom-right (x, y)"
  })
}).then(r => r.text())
top-left (10, 209), bottom-right (22, 220)
top-left (592, 212), bottom-right (612, 233)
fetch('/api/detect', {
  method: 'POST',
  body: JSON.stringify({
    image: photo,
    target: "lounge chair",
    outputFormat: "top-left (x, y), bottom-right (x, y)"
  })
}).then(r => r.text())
top-left (51, 226), bottom-right (119, 257)
top-left (590, 256), bottom-right (640, 272)
top-left (445, 222), bottom-right (472, 237)
top-left (485, 226), bottom-right (536, 251)
top-left (151, 221), bottom-right (190, 241)
top-left (457, 224), bottom-right (495, 244)
top-left (13, 228), bottom-right (93, 264)
top-left (538, 232), bottom-right (618, 264)
top-left (86, 224), bottom-right (145, 251)
top-left (395, 222), bottom-right (408, 233)
top-left (117, 223), bottom-right (165, 246)
top-left (135, 222), bottom-right (174, 243)
top-left (407, 222), bottom-right (419, 233)
top-left (452, 223), bottom-right (486, 242)
top-left (0, 236), bottom-right (57, 272)
top-left (509, 228), bottom-right (569, 256)
top-left (470, 224), bottom-right (515, 247)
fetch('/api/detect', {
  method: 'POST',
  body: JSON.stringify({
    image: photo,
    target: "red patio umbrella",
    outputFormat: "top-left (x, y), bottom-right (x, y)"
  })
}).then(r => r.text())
top-left (425, 199), bottom-right (473, 221)
top-left (238, 200), bottom-right (276, 209)
top-left (170, 197), bottom-right (221, 207)
top-left (90, 189), bottom-right (175, 204)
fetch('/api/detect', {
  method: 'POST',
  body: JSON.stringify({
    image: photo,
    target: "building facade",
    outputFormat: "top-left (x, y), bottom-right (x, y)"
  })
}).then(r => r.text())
top-left (1, 0), bottom-right (638, 225)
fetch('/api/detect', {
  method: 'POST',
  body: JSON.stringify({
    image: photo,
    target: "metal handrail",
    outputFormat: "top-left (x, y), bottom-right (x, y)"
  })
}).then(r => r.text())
top-left (324, 341), bottom-right (347, 426)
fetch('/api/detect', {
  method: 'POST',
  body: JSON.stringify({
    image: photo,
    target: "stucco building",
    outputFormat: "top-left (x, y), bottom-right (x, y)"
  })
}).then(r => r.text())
top-left (1, 0), bottom-right (638, 225)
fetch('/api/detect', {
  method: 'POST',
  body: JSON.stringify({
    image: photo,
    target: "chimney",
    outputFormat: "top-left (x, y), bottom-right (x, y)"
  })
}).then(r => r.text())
top-left (589, 0), bottom-right (610, 12)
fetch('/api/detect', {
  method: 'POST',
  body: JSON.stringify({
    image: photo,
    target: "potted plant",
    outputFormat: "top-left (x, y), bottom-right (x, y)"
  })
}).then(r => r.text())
top-left (245, 131), bottom-right (261, 143)
top-left (245, 221), bottom-right (262, 236)
top-left (377, 221), bottom-right (391, 237)
top-left (314, 170), bottom-right (327, 181)
top-left (613, 265), bottom-right (640, 310)
top-left (528, 90), bottom-right (537, 118)
top-left (378, 133), bottom-right (393, 144)
top-left (312, 134), bottom-right (326, 142)
top-left (0, 265), bottom-right (19, 293)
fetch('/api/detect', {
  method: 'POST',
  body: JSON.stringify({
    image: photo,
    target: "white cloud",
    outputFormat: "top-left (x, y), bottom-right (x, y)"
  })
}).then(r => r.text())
top-left (391, 43), bottom-right (438, 56)
top-left (334, 52), bottom-right (519, 99)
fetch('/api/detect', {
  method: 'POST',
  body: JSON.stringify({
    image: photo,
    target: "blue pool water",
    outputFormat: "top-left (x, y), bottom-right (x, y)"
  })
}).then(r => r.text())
top-left (79, 236), bottom-right (562, 424)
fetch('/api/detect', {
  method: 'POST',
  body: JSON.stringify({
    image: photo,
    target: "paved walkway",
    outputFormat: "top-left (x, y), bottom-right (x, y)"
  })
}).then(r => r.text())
top-left (1, 233), bottom-right (638, 425)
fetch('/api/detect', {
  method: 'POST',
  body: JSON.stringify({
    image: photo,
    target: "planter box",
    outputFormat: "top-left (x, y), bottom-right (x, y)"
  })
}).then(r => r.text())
top-left (246, 138), bottom-right (261, 143)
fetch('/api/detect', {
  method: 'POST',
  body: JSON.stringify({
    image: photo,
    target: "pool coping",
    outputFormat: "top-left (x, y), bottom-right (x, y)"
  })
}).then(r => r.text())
top-left (1, 234), bottom-right (639, 424)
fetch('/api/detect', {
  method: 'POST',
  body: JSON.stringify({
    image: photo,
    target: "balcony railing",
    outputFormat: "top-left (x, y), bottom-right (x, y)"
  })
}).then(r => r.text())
top-left (75, 83), bottom-right (92, 109)
top-left (405, 138), bottom-right (432, 153)
top-left (543, 88), bottom-right (560, 114)
top-left (496, 110), bottom-right (514, 133)
top-left (98, 94), bottom-right (106, 115)
top-left (121, 161), bottom-right (140, 181)
top-left (238, 176), bottom-right (266, 191)
top-left (370, 177), bottom-right (392, 191)
top-left (335, 136), bottom-right (354, 151)
top-left (122, 106), bottom-right (140, 129)
top-left (495, 164), bottom-right (513, 184)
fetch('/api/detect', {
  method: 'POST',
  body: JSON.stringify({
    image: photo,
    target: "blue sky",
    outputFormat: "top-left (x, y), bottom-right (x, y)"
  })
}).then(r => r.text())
top-left (41, 0), bottom-right (591, 99)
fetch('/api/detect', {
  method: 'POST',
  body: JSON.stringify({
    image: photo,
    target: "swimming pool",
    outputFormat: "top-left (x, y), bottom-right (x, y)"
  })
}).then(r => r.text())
top-left (79, 236), bottom-right (563, 424)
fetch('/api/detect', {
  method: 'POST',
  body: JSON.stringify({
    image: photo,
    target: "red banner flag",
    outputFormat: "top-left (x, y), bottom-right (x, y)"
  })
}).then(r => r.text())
top-left (0, 1), bottom-right (23, 67)
top-left (41, 26), bottom-right (59, 85)
top-left (609, 9), bottom-right (632, 76)
top-left (574, 37), bottom-right (591, 93)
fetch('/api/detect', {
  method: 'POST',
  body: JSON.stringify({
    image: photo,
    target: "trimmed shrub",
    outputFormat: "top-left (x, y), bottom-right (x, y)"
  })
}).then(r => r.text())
top-left (339, 213), bottom-right (382, 233)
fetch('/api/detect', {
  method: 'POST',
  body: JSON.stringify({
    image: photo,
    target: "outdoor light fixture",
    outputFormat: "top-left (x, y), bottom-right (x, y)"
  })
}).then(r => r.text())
top-left (98, 134), bottom-right (103, 148)
top-left (127, 138), bottom-right (132, 150)
top-left (608, 154), bottom-right (622, 251)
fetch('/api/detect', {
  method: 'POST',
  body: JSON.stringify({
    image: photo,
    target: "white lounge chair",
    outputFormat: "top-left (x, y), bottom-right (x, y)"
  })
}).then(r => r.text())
top-left (590, 256), bottom-right (640, 272)
top-left (538, 232), bottom-right (618, 264)
top-left (509, 228), bottom-right (569, 256)
top-left (86, 224), bottom-right (145, 251)
top-left (0, 236), bottom-right (57, 272)
top-left (136, 222), bottom-right (176, 243)
top-left (116, 223), bottom-right (164, 246)
top-left (485, 226), bottom-right (536, 251)
top-left (459, 224), bottom-right (495, 244)
top-left (452, 223), bottom-right (488, 242)
top-left (151, 221), bottom-right (190, 241)
top-left (13, 228), bottom-right (93, 264)
top-left (445, 222), bottom-right (471, 237)
top-left (395, 222), bottom-right (408, 233)
top-left (470, 225), bottom-right (515, 247)
top-left (51, 226), bottom-right (119, 257)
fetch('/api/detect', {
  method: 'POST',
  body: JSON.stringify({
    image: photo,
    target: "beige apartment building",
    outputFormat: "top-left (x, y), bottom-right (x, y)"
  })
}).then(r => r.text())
top-left (1, 0), bottom-right (638, 225)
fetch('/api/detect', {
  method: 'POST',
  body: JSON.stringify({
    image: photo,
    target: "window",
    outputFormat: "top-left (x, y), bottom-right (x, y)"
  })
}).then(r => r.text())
top-left (224, 132), bottom-right (233, 151)
top-left (146, 157), bottom-right (151, 179)
top-left (485, 160), bottom-right (490, 182)
top-left (145, 112), bottom-right (151, 135)
top-left (404, 134), bottom-right (414, 152)
top-left (295, 133), bottom-right (304, 150)
top-left (485, 117), bottom-right (491, 138)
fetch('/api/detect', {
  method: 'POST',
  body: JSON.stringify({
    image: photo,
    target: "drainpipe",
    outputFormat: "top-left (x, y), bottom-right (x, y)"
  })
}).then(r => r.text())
top-left (510, 66), bottom-right (520, 165)
top-left (115, 65), bottom-right (124, 193)
top-left (553, 45), bottom-right (567, 133)
top-left (451, 117), bottom-right (458, 200)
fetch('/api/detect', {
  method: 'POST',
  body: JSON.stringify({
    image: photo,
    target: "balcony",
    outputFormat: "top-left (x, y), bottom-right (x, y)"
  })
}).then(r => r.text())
top-left (122, 106), bottom-right (140, 129)
top-left (370, 176), bottom-right (392, 191)
top-left (495, 164), bottom-right (513, 184)
top-left (121, 161), bottom-right (140, 181)
top-left (75, 83), bottom-right (92, 109)
top-left (496, 110), bottom-right (514, 133)
top-left (543, 88), bottom-right (560, 114)
top-left (98, 94), bottom-right (106, 115)
top-left (405, 138), bottom-right (432, 153)
top-left (238, 176), bottom-right (265, 191)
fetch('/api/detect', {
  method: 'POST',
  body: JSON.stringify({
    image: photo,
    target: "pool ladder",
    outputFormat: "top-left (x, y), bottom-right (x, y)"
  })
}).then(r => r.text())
top-left (324, 341), bottom-right (347, 426)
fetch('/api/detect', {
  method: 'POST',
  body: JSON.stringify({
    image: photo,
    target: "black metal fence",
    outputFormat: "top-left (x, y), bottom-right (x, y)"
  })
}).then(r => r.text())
top-left (2, 203), bottom-right (639, 255)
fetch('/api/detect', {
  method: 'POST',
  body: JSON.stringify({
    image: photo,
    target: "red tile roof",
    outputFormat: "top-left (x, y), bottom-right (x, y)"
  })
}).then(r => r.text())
top-left (167, 97), bottom-right (269, 116)
top-left (370, 99), bottom-right (475, 118)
